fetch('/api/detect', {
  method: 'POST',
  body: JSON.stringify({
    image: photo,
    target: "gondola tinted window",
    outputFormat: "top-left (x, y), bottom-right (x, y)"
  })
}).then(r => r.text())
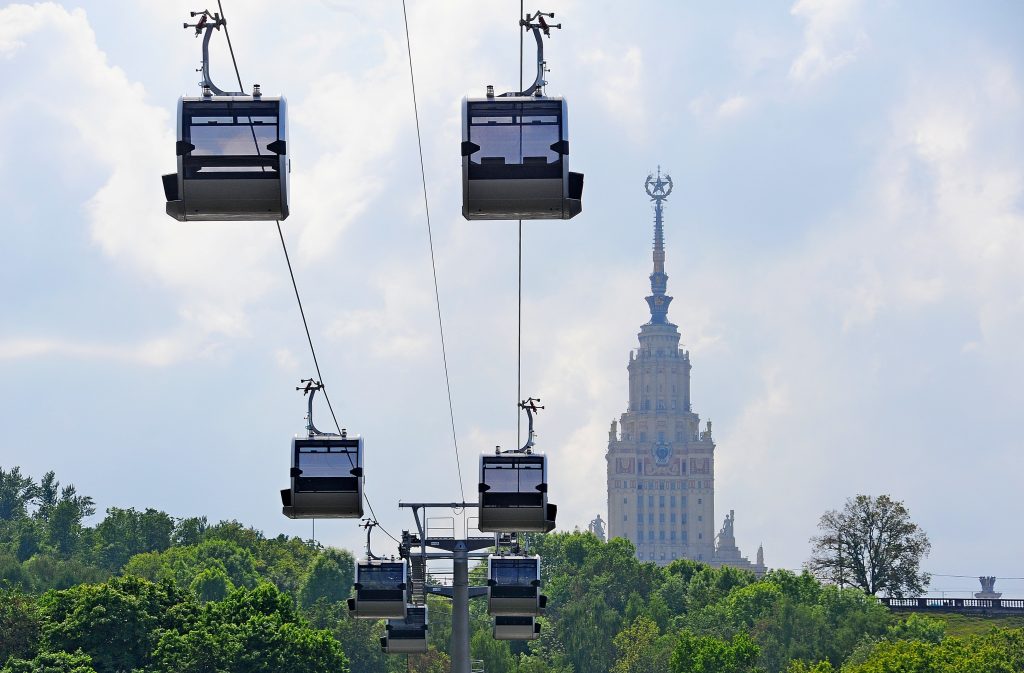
top-left (181, 102), bottom-right (283, 178)
top-left (492, 559), bottom-right (538, 586)
top-left (296, 447), bottom-right (354, 477)
top-left (467, 101), bottom-right (562, 179)
top-left (483, 458), bottom-right (544, 493)
top-left (358, 565), bottom-right (405, 588)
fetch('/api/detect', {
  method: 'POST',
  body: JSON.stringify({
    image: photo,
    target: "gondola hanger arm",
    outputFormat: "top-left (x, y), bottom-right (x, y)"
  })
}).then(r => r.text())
top-left (183, 9), bottom-right (245, 96)
top-left (360, 519), bottom-right (381, 560)
top-left (501, 10), bottom-right (561, 97)
top-left (297, 379), bottom-right (344, 438)
top-left (518, 397), bottom-right (544, 453)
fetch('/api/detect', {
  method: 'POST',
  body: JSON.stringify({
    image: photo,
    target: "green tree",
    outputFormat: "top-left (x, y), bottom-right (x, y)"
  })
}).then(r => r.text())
top-left (189, 566), bottom-right (233, 602)
top-left (612, 615), bottom-right (671, 673)
top-left (21, 555), bottom-right (104, 592)
top-left (842, 628), bottom-right (1024, 673)
top-left (47, 500), bottom-right (85, 558)
top-left (1, 650), bottom-right (97, 673)
top-left (37, 575), bottom-right (184, 673)
top-left (171, 516), bottom-right (208, 546)
top-left (297, 548), bottom-right (354, 608)
top-left (150, 582), bottom-right (348, 673)
top-left (328, 607), bottom-right (389, 673)
top-left (670, 631), bottom-right (761, 673)
top-left (0, 588), bottom-right (41, 666)
top-left (408, 648), bottom-right (450, 673)
top-left (808, 495), bottom-right (931, 597)
top-left (471, 627), bottom-right (514, 673)
top-left (885, 613), bottom-right (945, 645)
top-left (0, 468), bottom-right (37, 522)
top-left (93, 507), bottom-right (174, 570)
top-left (786, 662), bottom-right (834, 673)
top-left (33, 474), bottom-right (94, 525)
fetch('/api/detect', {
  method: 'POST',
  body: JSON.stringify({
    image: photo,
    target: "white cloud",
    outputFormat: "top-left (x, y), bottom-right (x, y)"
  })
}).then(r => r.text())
top-left (717, 94), bottom-right (752, 119)
top-left (789, 0), bottom-right (868, 83)
top-left (0, 336), bottom-right (194, 366)
top-left (578, 46), bottom-right (646, 134)
top-left (0, 3), bottom-right (279, 357)
top-left (689, 93), bottom-right (753, 122)
top-left (274, 348), bottom-right (300, 372)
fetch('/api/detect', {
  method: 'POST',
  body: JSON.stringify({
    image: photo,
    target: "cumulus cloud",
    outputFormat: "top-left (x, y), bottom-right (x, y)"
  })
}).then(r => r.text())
top-left (689, 93), bottom-right (753, 122)
top-left (789, 0), bottom-right (868, 83)
top-left (0, 335), bottom-right (197, 366)
top-left (0, 3), bottom-right (281, 362)
top-left (710, 53), bottom-right (1024, 568)
top-left (578, 46), bottom-right (646, 134)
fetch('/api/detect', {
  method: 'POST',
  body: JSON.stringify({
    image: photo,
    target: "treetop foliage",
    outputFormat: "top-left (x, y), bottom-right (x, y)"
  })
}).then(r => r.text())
top-left (2, 467), bottom-right (1016, 673)
top-left (808, 494), bottom-right (931, 597)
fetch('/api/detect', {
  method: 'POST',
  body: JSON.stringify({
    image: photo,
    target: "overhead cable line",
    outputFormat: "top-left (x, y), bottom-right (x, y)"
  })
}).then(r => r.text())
top-left (215, 0), bottom-right (400, 545)
top-left (400, 0), bottom-right (467, 507)
top-left (517, 0), bottom-right (524, 446)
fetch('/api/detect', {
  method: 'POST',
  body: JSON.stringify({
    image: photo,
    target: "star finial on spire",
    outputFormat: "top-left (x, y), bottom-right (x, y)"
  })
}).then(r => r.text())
top-left (643, 166), bottom-right (674, 324)
top-left (645, 166), bottom-right (673, 201)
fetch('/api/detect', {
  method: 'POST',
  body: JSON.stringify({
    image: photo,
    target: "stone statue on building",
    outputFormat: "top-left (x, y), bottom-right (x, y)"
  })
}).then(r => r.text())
top-left (718, 510), bottom-right (736, 548)
top-left (588, 514), bottom-right (607, 542)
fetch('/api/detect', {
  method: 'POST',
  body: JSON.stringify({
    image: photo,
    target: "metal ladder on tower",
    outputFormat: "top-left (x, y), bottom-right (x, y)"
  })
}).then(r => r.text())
top-left (410, 554), bottom-right (427, 605)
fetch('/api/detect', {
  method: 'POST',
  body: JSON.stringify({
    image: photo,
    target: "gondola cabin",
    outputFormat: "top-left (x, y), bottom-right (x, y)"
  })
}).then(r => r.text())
top-left (348, 560), bottom-right (408, 620)
top-left (492, 616), bottom-right (541, 641)
top-left (478, 452), bottom-right (556, 533)
top-left (163, 95), bottom-right (289, 221)
top-left (487, 555), bottom-right (546, 616)
top-left (281, 435), bottom-right (363, 519)
top-left (380, 606), bottom-right (428, 654)
top-left (461, 95), bottom-right (582, 220)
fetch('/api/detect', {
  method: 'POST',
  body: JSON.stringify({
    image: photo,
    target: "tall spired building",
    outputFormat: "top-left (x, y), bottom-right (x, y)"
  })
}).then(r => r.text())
top-left (606, 169), bottom-right (765, 573)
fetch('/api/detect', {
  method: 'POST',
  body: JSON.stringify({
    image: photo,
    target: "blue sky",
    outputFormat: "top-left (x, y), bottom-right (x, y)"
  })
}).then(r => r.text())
top-left (1, 0), bottom-right (1022, 597)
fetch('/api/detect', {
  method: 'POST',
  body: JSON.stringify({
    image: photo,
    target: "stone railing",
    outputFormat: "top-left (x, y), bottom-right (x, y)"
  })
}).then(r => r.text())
top-left (878, 597), bottom-right (1024, 612)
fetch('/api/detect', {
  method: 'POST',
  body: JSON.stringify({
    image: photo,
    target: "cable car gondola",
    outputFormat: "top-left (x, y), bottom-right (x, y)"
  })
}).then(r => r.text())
top-left (349, 559), bottom-right (408, 620)
top-left (281, 380), bottom-right (364, 519)
top-left (478, 399), bottom-right (556, 533)
top-left (380, 606), bottom-right (428, 654)
top-left (492, 616), bottom-right (541, 641)
top-left (461, 12), bottom-right (582, 220)
top-left (487, 554), bottom-right (546, 616)
top-left (163, 11), bottom-right (289, 222)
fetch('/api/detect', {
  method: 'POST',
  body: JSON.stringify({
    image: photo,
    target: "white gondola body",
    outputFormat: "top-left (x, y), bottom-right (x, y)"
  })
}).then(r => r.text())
top-left (349, 560), bottom-right (408, 620)
top-left (461, 96), bottom-right (582, 220)
top-left (164, 95), bottom-right (289, 221)
top-left (381, 605), bottom-right (428, 654)
top-left (478, 452), bottom-right (556, 533)
top-left (281, 436), bottom-right (363, 519)
top-left (492, 615), bottom-right (541, 640)
top-left (487, 555), bottom-right (544, 616)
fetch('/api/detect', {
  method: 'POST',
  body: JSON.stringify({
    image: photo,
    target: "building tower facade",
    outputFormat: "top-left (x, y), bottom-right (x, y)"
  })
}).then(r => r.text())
top-left (605, 170), bottom-right (717, 564)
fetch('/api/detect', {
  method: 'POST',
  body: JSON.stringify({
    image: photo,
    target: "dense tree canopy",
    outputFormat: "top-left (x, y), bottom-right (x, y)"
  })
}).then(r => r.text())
top-left (1, 467), bottom-right (1016, 673)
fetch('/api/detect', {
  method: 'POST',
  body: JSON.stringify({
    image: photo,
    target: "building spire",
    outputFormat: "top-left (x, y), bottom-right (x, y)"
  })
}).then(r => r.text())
top-left (644, 167), bottom-right (674, 324)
